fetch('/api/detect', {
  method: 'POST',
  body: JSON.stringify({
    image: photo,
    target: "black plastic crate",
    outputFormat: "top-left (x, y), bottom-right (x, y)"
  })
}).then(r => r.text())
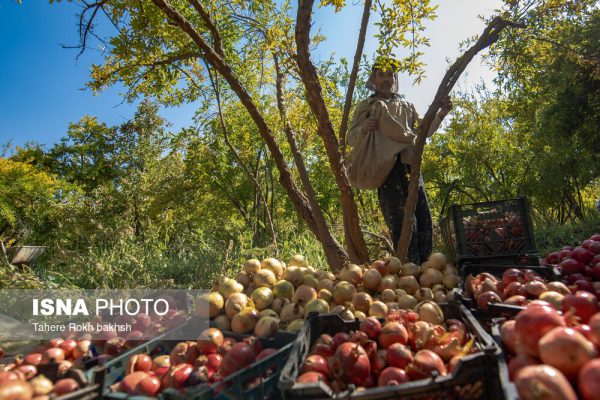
top-left (92, 317), bottom-right (296, 400)
top-left (279, 304), bottom-right (502, 400)
top-left (169, 330), bottom-right (296, 400)
top-left (490, 319), bottom-right (519, 400)
top-left (440, 197), bottom-right (537, 267)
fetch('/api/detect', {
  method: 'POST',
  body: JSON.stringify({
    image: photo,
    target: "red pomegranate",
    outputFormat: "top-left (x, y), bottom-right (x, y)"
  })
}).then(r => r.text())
top-left (579, 359), bottom-right (600, 400)
top-left (515, 365), bottom-right (577, 400)
top-left (406, 349), bottom-right (447, 380)
top-left (386, 343), bottom-right (413, 369)
top-left (330, 342), bottom-right (371, 386)
top-left (514, 304), bottom-right (566, 357)
top-left (377, 367), bottom-right (409, 386)
top-left (538, 326), bottom-right (597, 380)
top-left (378, 322), bottom-right (408, 349)
top-left (220, 343), bottom-right (256, 377)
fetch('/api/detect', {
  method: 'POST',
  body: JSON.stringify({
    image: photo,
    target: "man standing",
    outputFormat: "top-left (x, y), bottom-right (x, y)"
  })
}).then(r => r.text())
top-left (347, 61), bottom-right (452, 264)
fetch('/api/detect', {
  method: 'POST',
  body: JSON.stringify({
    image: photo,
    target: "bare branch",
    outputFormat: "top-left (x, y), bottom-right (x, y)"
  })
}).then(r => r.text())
top-left (206, 65), bottom-right (277, 247)
top-left (150, 0), bottom-right (328, 261)
top-left (339, 0), bottom-right (372, 156)
top-left (396, 16), bottom-right (524, 262)
top-left (273, 53), bottom-right (348, 263)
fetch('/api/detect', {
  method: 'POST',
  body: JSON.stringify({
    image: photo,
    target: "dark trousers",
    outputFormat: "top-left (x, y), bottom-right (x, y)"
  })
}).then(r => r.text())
top-left (377, 158), bottom-right (432, 265)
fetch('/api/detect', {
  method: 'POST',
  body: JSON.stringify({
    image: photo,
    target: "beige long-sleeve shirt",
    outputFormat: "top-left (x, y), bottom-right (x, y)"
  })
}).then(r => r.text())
top-left (348, 95), bottom-right (439, 164)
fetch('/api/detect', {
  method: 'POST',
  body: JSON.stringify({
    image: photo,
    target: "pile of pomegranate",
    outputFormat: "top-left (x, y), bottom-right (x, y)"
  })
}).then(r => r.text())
top-left (544, 233), bottom-right (600, 287)
top-left (196, 253), bottom-right (460, 337)
top-left (500, 293), bottom-right (600, 400)
top-left (294, 307), bottom-right (479, 392)
top-left (112, 327), bottom-right (277, 396)
top-left (465, 267), bottom-right (572, 311)
top-left (0, 338), bottom-right (93, 399)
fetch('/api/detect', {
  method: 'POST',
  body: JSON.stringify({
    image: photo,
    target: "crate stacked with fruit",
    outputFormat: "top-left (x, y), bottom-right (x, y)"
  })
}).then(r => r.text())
top-left (0, 338), bottom-right (99, 399)
top-left (279, 303), bottom-right (501, 399)
top-left (440, 197), bottom-right (538, 267)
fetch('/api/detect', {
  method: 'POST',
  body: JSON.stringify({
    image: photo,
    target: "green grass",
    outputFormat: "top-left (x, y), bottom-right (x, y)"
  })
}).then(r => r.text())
top-left (534, 215), bottom-right (600, 256)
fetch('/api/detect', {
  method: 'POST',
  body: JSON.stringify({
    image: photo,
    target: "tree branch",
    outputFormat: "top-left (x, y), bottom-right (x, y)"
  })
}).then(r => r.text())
top-left (206, 65), bottom-right (277, 247)
top-left (295, 0), bottom-right (369, 264)
top-left (188, 0), bottom-right (225, 57)
top-left (150, 0), bottom-right (324, 251)
top-left (396, 16), bottom-right (524, 262)
top-left (273, 53), bottom-right (349, 266)
top-left (339, 0), bottom-right (372, 156)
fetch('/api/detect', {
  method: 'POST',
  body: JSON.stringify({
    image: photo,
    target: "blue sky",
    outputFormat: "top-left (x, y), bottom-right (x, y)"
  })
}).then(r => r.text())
top-left (0, 0), bottom-right (502, 152)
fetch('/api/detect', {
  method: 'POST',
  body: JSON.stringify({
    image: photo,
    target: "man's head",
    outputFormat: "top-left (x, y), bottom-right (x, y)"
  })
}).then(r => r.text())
top-left (366, 58), bottom-right (400, 96)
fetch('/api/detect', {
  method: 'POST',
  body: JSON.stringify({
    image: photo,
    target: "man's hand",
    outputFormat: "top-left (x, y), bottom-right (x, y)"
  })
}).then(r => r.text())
top-left (439, 95), bottom-right (453, 116)
top-left (363, 118), bottom-right (379, 133)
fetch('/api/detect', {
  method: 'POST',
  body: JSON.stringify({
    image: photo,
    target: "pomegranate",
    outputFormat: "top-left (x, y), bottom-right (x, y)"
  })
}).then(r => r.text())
top-left (377, 367), bottom-right (409, 386)
top-left (59, 340), bottom-right (77, 358)
top-left (508, 354), bottom-right (538, 380)
top-left (504, 295), bottom-right (528, 306)
top-left (300, 355), bottom-right (332, 379)
top-left (127, 354), bottom-right (152, 374)
top-left (588, 313), bottom-right (600, 349)
top-left (406, 349), bottom-right (447, 380)
top-left (152, 355), bottom-right (170, 370)
top-left (561, 258), bottom-right (585, 275)
top-left (162, 363), bottom-right (193, 389)
top-left (500, 320), bottom-right (517, 354)
top-left (515, 365), bottom-right (577, 400)
top-left (476, 291), bottom-right (501, 311)
top-left (0, 381), bottom-right (33, 400)
top-left (41, 348), bottom-right (65, 364)
top-left (538, 326), bottom-right (597, 380)
top-left (135, 375), bottom-right (161, 396)
top-left (514, 304), bottom-right (566, 357)
top-left (169, 342), bottom-right (190, 365)
top-left (72, 340), bottom-right (91, 359)
top-left (197, 328), bottom-right (224, 355)
top-left (196, 353), bottom-right (222, 376)
top-left (363, 269), bottom-right (382, 290)
top-left (15, 365), bottom-right (36, 380)
top-left (330, 342), bottom-right (371, 386)
top-left (378, 322), bottom-right (408, 349)
top-left (332, 332), bottom-right (351, 350)
top-left (505, 282), bottom-right (525, 298)
top-left (386, 343), bottom-right (413, 369)
top-left (120, 371), bottom-right (150, 394)
top-left (23, 354), bottom-right (42, 366)
top-left (220, 343), bottom-right (256, 377)
top-left (579, 359), bottom-right (600, 400)
top-left (359, 317), bottom-right (382, 340)
top-left (53, 378), bottom-right (78, 396)
top-left (311, 334), bottom-right (335, 357)
top-left (371, 350), bottom-right (387, 376)
top-left (563, 291), bottom-right (599, 324)
top-left (525, 281), bottom-right (547, 297)
top-left (296, 371), bottom-right (329, 386)
top-left (573, 247), bottom-right (594, 264)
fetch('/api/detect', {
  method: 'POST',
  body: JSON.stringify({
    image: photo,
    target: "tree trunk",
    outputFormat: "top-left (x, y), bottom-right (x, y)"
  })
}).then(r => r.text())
top-left (151, 0), bottom-right (325, 247)
top-left (295, 0), bottom-right (369, 265)
top-left (396, 17), bottom-right (524, 261)
top-left (273, 54), bottom-right (349, 271)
